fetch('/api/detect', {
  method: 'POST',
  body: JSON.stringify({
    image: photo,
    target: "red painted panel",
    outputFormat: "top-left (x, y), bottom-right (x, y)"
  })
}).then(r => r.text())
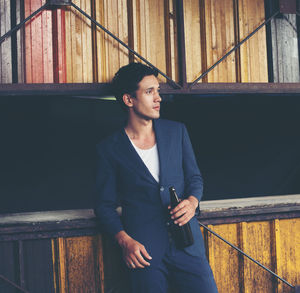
top-left (52, 9), bottom-right (67, 83)
top-left (25, 0), bottom-right (66, 83)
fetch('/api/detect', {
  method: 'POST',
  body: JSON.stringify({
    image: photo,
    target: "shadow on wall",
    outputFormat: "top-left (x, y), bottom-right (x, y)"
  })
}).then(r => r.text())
top-left (1, 94), bottom-right (300, 213)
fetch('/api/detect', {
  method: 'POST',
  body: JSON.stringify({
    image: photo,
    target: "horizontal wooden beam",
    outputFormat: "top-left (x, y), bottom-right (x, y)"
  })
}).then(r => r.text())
top-left (1, 83), bottom-right (300, 97)
top-left (0, 194), bottom-right (299, 241)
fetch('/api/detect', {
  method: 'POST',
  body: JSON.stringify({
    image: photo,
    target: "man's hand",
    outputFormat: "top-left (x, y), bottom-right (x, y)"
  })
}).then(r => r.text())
top-left (115, 231), bottom-right (152, 269)
top-left (168, 195), bottom-right (199, 226)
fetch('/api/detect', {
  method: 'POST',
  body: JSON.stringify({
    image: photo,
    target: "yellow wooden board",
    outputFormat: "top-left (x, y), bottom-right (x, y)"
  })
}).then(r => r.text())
top-left (207, 223), bottom-right (240, 293)
top-left (204, 0), bottom-right (237, 82)
top-left (95, 0), bottom-right (129, 82)
top-left (274, 218), bottom-right (300, 293)
top-left (65, 0), bottom-right (93, 83)
top-left (52, 236), bottom-right (104, 293)
top-left (240, 221), bottom-right (274, 293)
top-left (183, 0), bottom-right (202, 83)
top-left (239, 0), bottom-right (268, 82)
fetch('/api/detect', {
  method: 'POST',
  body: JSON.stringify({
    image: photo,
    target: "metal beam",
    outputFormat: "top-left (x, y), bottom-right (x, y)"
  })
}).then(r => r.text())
top-left (279, 0), bottom-right (297, 14)
top-left (1, 83), bottom-right (300, 97)
top-left (0, 3), bottom-right (49, 44)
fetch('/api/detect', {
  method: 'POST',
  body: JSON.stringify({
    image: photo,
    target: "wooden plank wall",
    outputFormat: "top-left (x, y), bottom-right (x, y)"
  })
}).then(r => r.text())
top-left (65, 0), bottom-right (93, 83)
top-left (238, 0), bottom-right (268, 82)
top-left (49, 218), bottom-right (300, 293)
top-left (271, 14), bottom-right (300, 82)
top-left (0, 0), bottom-right (12, 83)
top-left (183, 0), bottom-right (269, 83)
top-left (25, 0), bottom-right (54, 83)
top-left (94, 0), bottom-right (129, 83)
top-left (1, 0), bottom-right (275, 84)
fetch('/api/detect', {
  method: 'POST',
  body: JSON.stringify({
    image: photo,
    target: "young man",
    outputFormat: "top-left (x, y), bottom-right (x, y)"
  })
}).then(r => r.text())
top-left (95, 63), bottom-right (218, 293)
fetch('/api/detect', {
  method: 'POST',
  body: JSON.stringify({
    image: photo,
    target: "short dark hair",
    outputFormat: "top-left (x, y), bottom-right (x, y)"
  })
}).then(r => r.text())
top-left (111, 62), bottom-right (158, 110)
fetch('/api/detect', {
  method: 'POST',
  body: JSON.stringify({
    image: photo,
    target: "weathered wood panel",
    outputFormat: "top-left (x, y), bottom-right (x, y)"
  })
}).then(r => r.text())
top-left (204, 0), bottom-right (237, 82)
top-left (183, 0), bottom-right (203, 83)
top-left (53, 9), bottom-right (67, 83)
top-left (1, 196), bottom-right (299, 292)
top-left (0, 241), bottom-right (18, 293)
top-left (16, 0), bottom-right (25, 83)
top-left (65, 0), bottom-right (93, 83)
top-left (239, 0), bottom-right (268, 82)
top-left (183, 0), bottom-right (268, 83)
top-left (22, 239), bottom-right (55, 293)
top-left (240, 221), bottom-right (274, 293)
top-left (132, 0), bottom-right (168, 82)
top-left (271, 14), bottom-right (300, 82)
top-left (50, 218), bottom-right (300, 292)
top-left (274, 218), bottom-right (300, 293)
top-left (207, 223), bottom-right (240, 292)
top-left (0, 0), bottom-right (12, 83)
top-left (53, 236), bottom-right (104, 293)
top-left (25, 0), bottom-right (54, 83)
top-left (95, 0), bottom-right (129, 83)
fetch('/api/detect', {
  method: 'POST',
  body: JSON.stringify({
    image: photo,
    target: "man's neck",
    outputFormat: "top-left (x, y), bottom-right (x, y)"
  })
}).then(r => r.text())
top-left (125, 117), bottom-right (154, 139)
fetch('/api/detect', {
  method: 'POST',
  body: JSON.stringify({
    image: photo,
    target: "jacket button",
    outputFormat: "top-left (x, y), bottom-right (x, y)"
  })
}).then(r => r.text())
top-left (166, 221), bottom-right (170, 226)
top-left (160, 186), bottom-right (164, 192)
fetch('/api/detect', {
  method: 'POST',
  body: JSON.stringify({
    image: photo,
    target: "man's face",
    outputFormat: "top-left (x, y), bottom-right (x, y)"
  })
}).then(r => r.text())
top-left (129, 75), bottom-right (161, 120)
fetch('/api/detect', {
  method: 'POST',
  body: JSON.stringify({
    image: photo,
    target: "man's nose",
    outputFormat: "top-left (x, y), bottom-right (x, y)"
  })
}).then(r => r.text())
top-left (154, 91), bottom-right (162, 102)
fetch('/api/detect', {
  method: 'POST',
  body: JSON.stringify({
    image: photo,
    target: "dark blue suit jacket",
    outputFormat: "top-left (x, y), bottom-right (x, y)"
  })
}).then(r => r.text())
top-left (95, 119), bottom-right (205, 263)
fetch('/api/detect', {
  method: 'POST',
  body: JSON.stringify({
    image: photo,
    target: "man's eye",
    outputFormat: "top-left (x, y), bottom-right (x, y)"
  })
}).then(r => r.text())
top-left (146, 89), bottom-right (152, 94)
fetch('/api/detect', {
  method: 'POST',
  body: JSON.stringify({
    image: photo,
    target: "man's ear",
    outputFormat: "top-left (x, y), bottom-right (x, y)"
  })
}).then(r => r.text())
top-left (123, 94), bottom-right (133, 108)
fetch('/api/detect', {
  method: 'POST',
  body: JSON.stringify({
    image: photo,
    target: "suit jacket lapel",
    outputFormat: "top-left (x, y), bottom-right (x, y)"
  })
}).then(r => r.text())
top-left (113, 128), bottom-right (158, 185)
top-left (153, 119), bottom-right (170, 184)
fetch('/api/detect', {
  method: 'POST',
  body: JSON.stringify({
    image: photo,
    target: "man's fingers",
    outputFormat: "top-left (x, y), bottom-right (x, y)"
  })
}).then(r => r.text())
top-left (172, 208), bottom-right (187, 220)
top-left (140, 246), bottom-right (152, 260)
top-left (132, 254), bottom-right (146, 268)
top-left (135, 250), bottom-right (151, 267)
top-left (175, 214), bottom-right (192, 226)
top-left (170, 200), bottom-right (188, 214)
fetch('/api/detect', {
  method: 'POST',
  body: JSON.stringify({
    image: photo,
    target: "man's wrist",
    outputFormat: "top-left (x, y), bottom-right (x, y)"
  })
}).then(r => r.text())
top-left (115, 230), bottom-right (131, 247)
top-left (187, 196), bottom-right (199, 210)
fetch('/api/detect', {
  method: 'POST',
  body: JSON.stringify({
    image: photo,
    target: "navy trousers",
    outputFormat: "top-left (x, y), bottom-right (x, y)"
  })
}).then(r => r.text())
top-left (128, 239), bottom-right (218, 293)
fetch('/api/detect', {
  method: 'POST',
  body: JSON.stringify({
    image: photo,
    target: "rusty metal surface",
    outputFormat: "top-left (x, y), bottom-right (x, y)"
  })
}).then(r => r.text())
top-left (279, 0), bottom-right (297, 14)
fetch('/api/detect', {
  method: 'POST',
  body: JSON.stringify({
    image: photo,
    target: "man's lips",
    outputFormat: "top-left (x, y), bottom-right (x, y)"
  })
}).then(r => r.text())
top-left (153, 105), bottom-right (160, 111)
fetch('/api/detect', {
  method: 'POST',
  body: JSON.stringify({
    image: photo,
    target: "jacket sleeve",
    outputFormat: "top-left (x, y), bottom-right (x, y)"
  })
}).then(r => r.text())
top-left (94, 146), bottom-right (124, 237)
top-left (182, 123), bottom-right (203, 204)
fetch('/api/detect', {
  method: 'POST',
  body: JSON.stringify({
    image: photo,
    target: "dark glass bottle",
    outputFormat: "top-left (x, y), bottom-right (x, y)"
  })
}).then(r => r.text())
top-left (169, 186), bottom-right (194, 248)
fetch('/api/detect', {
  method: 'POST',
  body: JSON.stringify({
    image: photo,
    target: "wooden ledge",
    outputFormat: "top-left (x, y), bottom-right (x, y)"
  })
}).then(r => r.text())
top-left (0, 194), bottom-right (299, 241)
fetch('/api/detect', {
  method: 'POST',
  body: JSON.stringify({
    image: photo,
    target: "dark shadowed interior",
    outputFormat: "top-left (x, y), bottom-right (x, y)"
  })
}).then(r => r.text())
top-left (1, 93), bottom-right (300, 213)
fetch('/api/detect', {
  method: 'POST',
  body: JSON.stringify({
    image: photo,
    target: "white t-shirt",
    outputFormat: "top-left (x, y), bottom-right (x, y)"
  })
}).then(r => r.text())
top-left (130, 141), bottom-right (160, 183)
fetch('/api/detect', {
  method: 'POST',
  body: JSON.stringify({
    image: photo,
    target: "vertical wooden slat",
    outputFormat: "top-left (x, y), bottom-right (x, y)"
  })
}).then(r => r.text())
top-left (53, 8), bottom-right (67, 83)
top-left (274, 218), bottom-right (300, 293)
top-left (132, 0), bottom-right (167, 82)
top-left (207, 223), bottom-right (240, 293)
top-left (25, 0), bottom-right (54, 83)
top-left (240, 221), bottom-right (274, 293)
top-left (239, 0), bottom-right (268, 82)
top-left (169, 0), bottom-right (178, 82)
top-left (204, 0), bottom-right (237, 82)
top-left (174, 0), bottom-right (187, 87)
top-left (0, 0), bottom-right (12, 83)
top-left (16, 0), bottom-right (25, 83)
top-left (53, 236), bottom-right (104, 293)
top-left (95, 0), bottom-right (129, 82)
top-left (0, 241), bottom-right (19, 293)
top-left (65, 0), bottom-right (93, 83)
top-left (23, 239), bottom-right (55, 293)
top-left (271, 14), bottom-right (300, 82)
